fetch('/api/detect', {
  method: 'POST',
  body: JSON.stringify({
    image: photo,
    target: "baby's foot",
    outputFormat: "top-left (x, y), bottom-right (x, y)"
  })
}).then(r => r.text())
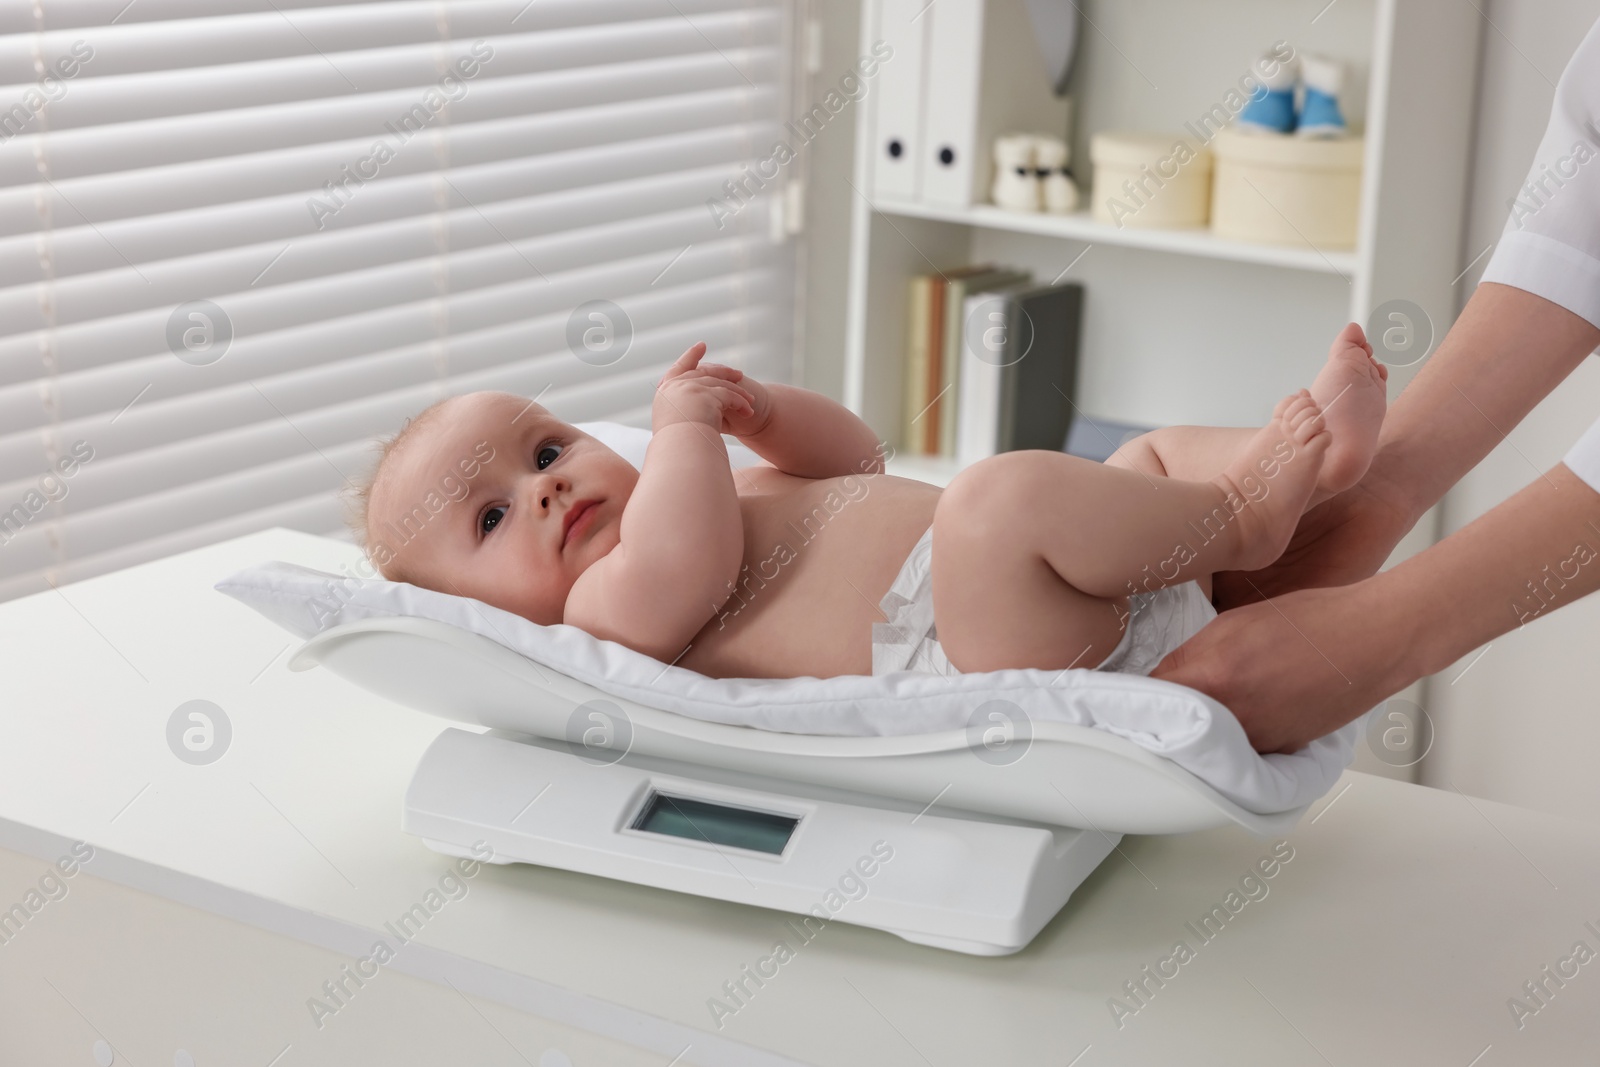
top-left (1211, 391), bottom-right (1330, 572)
top-left (1310, 322), bottom-right (1388, 493)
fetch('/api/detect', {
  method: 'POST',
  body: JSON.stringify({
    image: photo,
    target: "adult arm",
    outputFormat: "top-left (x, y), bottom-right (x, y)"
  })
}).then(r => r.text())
top-left (1210, 283), bottom-right (1600, 608)
top-left (1157, 284), bottom-right (1600, 750)
top-left (1160, 263), bottom-right (1600, 753)
top-left (1153, 461), bottom-right (1600, 753)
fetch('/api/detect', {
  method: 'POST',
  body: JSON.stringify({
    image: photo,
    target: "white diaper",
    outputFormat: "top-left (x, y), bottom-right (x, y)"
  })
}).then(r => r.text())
top-left (870, 525), bottom-right (1219, 677)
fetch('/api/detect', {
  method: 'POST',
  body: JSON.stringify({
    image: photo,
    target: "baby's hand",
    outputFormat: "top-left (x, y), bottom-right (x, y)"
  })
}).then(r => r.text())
top-left (653, 342), bottom-right (756, 432)
top-left (706, 364), bottom-right (771, 438)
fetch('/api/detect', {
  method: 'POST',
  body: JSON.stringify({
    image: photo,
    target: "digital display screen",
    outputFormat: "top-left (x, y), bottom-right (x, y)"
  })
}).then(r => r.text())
top-left (631, 792), bottom-right (798, 856)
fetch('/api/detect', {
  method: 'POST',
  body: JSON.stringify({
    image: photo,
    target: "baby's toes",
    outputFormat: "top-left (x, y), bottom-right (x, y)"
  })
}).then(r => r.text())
top-left (1329, 322), bottom-right (1366, 356)
top-left (1287, 399), bottom-right (1326, 441)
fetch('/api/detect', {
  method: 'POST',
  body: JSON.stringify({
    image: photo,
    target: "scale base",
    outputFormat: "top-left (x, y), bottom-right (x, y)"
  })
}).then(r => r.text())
top-left (406, 728), bottom-right (1120, 955)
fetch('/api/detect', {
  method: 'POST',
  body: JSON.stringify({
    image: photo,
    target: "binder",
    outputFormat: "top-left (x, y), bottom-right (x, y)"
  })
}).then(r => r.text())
top-left (870, 0), bottom-right (931, 200)
top-left (919, 0), bottom-right (985, 206)
top-left (919, 0), bottom-right (1072, 207)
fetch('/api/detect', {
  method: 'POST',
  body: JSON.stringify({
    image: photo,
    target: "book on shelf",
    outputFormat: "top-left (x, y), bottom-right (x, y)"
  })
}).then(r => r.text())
top-left (1001, 282), bottom-right (1086, 452)
top-left (941, 267), bottom-right (1031, 455)
top-left (953, 279), bottom-right (1085, 465)
top-left (924, 271), bottom-right (945, 453)
top-left (955, 273), bottom-right (1033, 465)
top-left (903, 274), bottom-right (935, 453)
top-left (904, 269), bottom-right (1086, 461)
top-left (905, 265), bottom-right (999, 454)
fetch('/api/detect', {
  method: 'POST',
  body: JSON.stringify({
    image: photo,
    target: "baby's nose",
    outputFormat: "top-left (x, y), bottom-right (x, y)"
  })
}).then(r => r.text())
top-left (537, 475), bottom-right (568, 509)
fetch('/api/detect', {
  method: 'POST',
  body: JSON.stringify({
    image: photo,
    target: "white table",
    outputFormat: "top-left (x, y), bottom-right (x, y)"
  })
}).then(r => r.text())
top-left (1, 528), bottom-right (1597, 1065)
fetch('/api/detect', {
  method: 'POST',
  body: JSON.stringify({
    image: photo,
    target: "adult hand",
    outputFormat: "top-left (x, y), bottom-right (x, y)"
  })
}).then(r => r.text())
top-left (1150, 580), bottom-right (1407, 753)
top-left (1207, 471), bottom-right (1415, 610)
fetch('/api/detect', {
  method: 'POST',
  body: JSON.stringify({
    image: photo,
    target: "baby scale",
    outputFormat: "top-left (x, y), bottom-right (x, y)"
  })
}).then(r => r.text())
top-left (290, 615), bottom-right (1299, 956)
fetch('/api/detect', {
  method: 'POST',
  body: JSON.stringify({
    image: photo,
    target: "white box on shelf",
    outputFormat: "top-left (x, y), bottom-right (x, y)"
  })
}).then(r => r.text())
top-left (1210, 127), bottom-right (1365, 249)
top-left (1089, 132), bottom-right (1214, 229)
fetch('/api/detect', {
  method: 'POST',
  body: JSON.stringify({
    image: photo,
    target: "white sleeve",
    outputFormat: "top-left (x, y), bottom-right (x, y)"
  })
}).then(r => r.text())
top-left (1478, 17), bottom-right (1600, 492)
top-left (1479, 16), bottom-right (1600, 330)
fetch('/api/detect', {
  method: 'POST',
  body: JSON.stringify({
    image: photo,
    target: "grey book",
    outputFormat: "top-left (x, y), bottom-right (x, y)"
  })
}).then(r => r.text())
top-left (998, 282), bottom-right (1085, 452)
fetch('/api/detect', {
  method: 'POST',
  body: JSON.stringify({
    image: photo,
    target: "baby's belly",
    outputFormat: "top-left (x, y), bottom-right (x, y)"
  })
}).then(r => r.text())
top-left (677, 469), bottom-right (941, 679)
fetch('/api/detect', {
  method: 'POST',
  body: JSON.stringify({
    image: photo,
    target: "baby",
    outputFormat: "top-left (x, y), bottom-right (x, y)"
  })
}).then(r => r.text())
top-left (348, 324), bottom-right (1387, 681)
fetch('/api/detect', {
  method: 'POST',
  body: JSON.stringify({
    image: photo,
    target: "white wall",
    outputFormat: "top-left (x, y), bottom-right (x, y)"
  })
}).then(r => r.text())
top-left (1419, 0), bottom-right (1600, 820)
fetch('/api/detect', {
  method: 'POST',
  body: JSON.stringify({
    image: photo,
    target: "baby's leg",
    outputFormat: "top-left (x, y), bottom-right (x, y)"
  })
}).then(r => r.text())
top-left (933, 394), bottom-right (1329, 673)
top-left (1107, 425), bottom-right (1257, 481)
top-left (1111, 322), bottom-right (1387, 504)
top-left (1107, 425), bottom-right (1261, 602)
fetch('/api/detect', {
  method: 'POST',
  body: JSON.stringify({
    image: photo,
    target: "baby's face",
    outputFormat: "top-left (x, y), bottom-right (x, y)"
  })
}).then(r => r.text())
top-left (369, 392), bottom-right (639, 625)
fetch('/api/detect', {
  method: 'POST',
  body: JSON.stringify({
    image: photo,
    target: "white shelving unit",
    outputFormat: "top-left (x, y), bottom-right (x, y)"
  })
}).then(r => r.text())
top-left (872, 196), bottom-right (1362, 276)
top-left (843, 0), bottom-right (1484, 488)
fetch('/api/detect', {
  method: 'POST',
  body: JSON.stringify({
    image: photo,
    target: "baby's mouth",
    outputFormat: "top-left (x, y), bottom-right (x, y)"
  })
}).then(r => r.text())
top-left (562, 499), bottom-right (600, 547)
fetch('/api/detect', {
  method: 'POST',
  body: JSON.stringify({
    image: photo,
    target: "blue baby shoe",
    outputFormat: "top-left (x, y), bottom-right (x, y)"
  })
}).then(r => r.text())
top-left (1239, 82), bottom-right (1296, 134)
top-left (1296, 54), bottom-right (1348, 138)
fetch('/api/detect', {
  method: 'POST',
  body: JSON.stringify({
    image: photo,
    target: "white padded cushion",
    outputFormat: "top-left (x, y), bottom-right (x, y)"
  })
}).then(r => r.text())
top-left (214, 421), bottom-right (1360, 816)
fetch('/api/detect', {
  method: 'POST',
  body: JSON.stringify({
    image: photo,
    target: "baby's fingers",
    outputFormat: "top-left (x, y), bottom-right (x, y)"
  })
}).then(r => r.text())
top-left (696, 361), bottom-right (746, 383)
top-left (686, 367), bottom-right (753, 404)
top-left (659, 342), bottom-right (708, 384)
top-left (708, 379), bottom-right (756, 414)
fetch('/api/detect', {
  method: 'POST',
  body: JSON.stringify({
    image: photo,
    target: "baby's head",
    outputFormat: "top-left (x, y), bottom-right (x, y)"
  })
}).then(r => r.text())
top-left (345, 391), bottom-right (639, 625)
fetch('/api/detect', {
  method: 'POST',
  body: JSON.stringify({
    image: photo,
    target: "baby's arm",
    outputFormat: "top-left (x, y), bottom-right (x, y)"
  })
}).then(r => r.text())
top-left (563, 345), bottom-right (753, 661)
top-left (711, 367), bottom-right (884, 478)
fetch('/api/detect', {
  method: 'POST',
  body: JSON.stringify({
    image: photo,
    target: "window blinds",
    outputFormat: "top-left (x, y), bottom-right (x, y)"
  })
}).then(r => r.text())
top-left (0, 0), bottom-right (797, 603)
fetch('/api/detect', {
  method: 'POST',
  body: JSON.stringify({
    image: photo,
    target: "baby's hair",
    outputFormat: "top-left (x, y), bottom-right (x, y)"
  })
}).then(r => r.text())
top-left (340, 394), bottom-right (460, 581)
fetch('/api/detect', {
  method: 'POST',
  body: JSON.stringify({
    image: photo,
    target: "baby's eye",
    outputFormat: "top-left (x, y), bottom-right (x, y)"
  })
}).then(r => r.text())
top-left (481, 505), bottom-right (505, 536)
top-left (536, 443), bottom-right (563, 469)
